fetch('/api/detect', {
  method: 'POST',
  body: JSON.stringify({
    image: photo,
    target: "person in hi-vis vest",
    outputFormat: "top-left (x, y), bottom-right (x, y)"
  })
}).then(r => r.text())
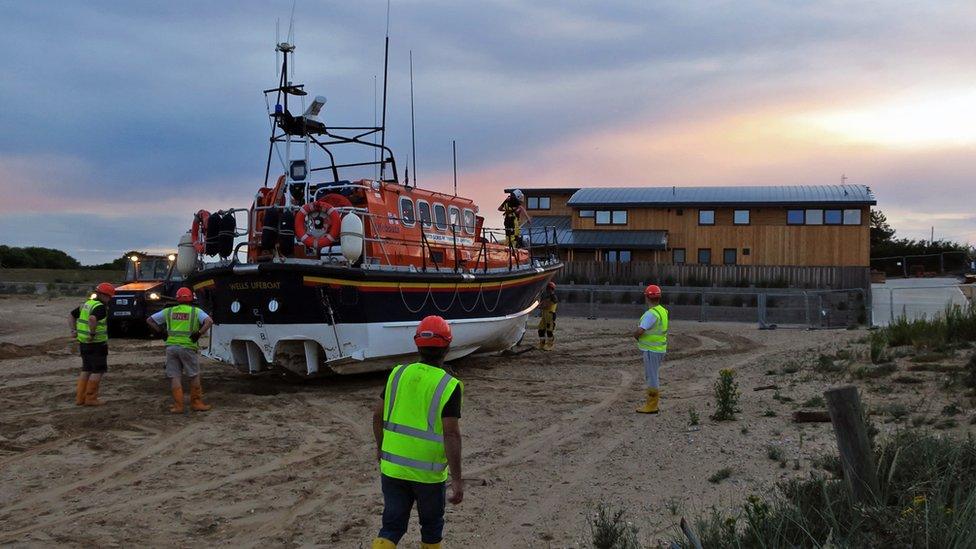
top-left (147, 287), bottom-right (213, 413)
top-left (371, 315), bottom-right (463, 549)
top-left (633, 284), bottom-right (669, 414)
top-left (70, 282), bottom-right (116, 406)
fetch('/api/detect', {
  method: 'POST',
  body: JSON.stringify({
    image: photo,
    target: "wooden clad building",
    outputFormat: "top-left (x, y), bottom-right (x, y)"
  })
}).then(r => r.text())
top-left (518, 185), bottom-right (876, 267)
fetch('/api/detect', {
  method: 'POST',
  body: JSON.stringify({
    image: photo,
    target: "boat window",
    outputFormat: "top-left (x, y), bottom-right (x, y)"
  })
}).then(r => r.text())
top-left (417, 200), bottom-right (432, 228)
top-left (462, 209), bottom-right (476, 235)
top-left (448, 206), bottom-right (461, 233)
top-left (400, 197), bottom-right (415, 227)
top-left (433, 203), bottom-right (447, 231)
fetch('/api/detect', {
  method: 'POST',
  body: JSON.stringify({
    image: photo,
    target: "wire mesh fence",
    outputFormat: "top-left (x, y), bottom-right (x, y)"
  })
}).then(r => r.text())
top-left (871, 284), bottom-right (971, 326)
top-left (552, 286), bottom-right (868, 329)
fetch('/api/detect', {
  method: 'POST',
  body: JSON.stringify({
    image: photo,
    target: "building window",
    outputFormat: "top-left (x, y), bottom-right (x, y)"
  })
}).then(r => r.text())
top-left (743, 248), bottom-right (751, 256)
top-left (698, 210), bottom-right (715, 225)
top-left (698, 248), bottom-right (712, 265)
top-left (605, 250), bottom-right (631, 263)
top-left (676, 208), bottom-right (684, 216)
top-left (526, 196), bottom-right (550, 210)
top-left (723, 248), bottom-right (737, 265)
top-left (594, 210), bottom-right (627, 225)
top-left (824, 209), bottom-right (842, 225)
top-left (462, 209), bottom-right (476, 235)
top-left (417, 200), bottom-right (432, 228)
top-left (672, 248), bottom-right (686, 265)
top-left (733, 209), bottom-right (750, 225)
top-left (787, 209), bottom-right (804, 225)
top-left (433, 203), bottom-right (447, 231)
top-left (579, 210), bottom-right (594, 218)
top-left (843, 209), bottom-right (862, 225)
top-left (805, 209), bottom-right (824, 225)
top-left (399, 197), bottom-right (415, 227)
top-left (539, 197), bottom-right (550, 209)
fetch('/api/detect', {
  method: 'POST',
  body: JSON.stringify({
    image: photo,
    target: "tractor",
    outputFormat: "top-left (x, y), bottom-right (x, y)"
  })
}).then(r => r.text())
top-left (107, 253), bottom-right (183, 337)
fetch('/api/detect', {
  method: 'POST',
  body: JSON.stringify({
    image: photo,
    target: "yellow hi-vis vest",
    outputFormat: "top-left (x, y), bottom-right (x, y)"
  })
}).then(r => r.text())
top-left (637, 305), bottom-right (669, 352)
top-left (164, 305), bottom-right (201, 350)
top-left (76, 298), bottom-right (108, 344)
top-left (381, 362), bottom-right (463, 484)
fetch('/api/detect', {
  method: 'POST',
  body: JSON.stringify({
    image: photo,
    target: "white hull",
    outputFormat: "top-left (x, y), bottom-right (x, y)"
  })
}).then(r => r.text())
top-left (203, 301), bottom-right (538, 376)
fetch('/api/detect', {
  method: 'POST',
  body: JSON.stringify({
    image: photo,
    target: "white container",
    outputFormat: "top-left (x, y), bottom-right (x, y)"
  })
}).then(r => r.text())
top-left (340, 213), bottom-right (364, 263)
top-left (176, 232), bottom-right (197, 276)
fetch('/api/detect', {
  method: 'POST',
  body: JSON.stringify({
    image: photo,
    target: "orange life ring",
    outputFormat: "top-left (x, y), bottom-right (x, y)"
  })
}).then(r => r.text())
top-left (191, 210), bottom-right (210, 253)
top-left (295, 199), bottom-right (342, 250)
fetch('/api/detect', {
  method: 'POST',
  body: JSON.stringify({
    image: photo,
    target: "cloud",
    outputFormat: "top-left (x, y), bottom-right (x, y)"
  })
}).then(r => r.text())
top-left (1, 0), bottom-right (975, 263)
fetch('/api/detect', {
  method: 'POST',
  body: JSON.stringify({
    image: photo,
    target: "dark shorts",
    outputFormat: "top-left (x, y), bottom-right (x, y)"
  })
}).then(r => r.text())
top-left (80, 343), bottom-right (108, 374)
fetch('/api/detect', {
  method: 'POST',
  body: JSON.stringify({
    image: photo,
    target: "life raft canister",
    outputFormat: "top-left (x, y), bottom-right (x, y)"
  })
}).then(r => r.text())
top-left (260, 207), bottom-right (281, 251)
top-left (294, 198), bottom-right (342, 250)
top-left (205, 212), bottom-right (222, 256)
top-left (191, 210), bottom-right (210, 254)
top-left (218, 212), bottom-right (236, 258)
top-left (278, 209), bottom-right (296, 255)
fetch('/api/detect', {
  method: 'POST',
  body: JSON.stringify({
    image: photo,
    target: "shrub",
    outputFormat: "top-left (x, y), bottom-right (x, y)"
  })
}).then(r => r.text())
top-left (965, 354), bottom-right (976, 389)
top-left (589, 503), bottom-right (640, 549)
top-left (672, 431), bottom-right (976, 548)
top-left (688, 407), bottom-right (700, 427)
top-left (708, 467), bottom-right (733, 484)
top-left (802, 396), bottom-right (825, 408)
top-left (870, 332), bottom-right (890, 364)
top-left (711, 369), bottom-right (741, 421)
top-left (766, 445), bottom-right (784, 461)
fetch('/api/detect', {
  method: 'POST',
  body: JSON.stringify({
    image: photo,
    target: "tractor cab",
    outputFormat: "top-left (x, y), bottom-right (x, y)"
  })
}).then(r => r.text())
top-left (108, 253), bottom-right (183, 337)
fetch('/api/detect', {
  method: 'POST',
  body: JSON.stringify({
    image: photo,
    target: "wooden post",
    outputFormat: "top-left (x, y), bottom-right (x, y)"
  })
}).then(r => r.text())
top-left (824, 386), bottom-right (880, 504)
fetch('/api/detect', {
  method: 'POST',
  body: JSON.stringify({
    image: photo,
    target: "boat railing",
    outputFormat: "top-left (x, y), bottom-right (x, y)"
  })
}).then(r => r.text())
top-left (200, 204), bottom-right (561, 274)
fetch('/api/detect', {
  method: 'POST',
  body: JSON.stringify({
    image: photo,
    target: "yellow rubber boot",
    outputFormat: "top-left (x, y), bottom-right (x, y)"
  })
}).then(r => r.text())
top-left (538, 338), bottom-right (545, 350)
top-left (372, 538), bottom-right (396, 549)
top-left (635, 388), bottom-right (659, 414)
top-left (190, 384), bottom-right (212, 412)
top-left (83, 378), bottom-right (105, 406)
top-left (170, 386), bottom-right (185, 414)
top-left (75, 378), bottom-right (88, 406)
top-left (545, 336), bottom-right (555, 351)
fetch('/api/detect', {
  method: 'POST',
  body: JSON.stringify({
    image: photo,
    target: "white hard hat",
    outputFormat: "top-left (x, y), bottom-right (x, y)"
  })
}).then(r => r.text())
top-left (512, 189), bottom-right (524, 201)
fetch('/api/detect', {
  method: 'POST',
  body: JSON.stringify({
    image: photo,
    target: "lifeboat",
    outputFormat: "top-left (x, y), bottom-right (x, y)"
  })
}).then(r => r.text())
top-left (179, 38), bottom-right (562, 378)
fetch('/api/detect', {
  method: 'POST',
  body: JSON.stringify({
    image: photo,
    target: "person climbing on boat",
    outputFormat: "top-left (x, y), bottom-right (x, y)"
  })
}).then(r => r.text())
top-left (498, 189), bottom-right (530, 247)
top-left (538, 281), bottom-right (558, 350)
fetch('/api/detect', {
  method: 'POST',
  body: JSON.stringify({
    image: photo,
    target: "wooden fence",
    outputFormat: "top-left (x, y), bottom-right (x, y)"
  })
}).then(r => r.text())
top-left (554, 261), bottom-right (871, 292)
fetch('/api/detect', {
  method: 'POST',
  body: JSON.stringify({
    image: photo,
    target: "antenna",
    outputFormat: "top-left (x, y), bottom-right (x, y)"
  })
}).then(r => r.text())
top-left (409, 50), bottom-right (417, 188)
top-left (287, 0), bottom-right (297, 79)
top-left (841, 174), bottom-right (848, 184)
top-left (373, 75), bottom-right (378, 180)
top-left (452, 140), bottom-right (458, 197)
top-left (379, 0), bottom-right (391, 181)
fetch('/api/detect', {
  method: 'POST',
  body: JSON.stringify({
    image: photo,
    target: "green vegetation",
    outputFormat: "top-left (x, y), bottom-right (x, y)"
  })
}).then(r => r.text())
top-left (766, 445), bottom-right (784, 461)
top-left (672, 431), bottom-right (976, 548)
top-left (881, 303), bottom-right (976, 351)
top-left (708, 467), bottom-right (732, 484)
top-left (870, 208), bottom-right (972, 274)
top-left (711, 369), bottom-right (741, 421)
top-left (801, 396), bottom-right (825, 408)
top-left (588, 502), bottom-right (640, 549)
top-left (0, 245), bottom-right (80, 269)
top-left (688, 407), bottom-right (700, 427)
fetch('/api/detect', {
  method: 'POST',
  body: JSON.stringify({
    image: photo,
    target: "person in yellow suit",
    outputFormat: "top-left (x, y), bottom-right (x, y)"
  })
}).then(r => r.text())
top-left (538, 281), bottom-right (558, 350)
top-left (632, 284), bottom-right (668, 414)
top-left (372, 315), bottom-right (464, 549)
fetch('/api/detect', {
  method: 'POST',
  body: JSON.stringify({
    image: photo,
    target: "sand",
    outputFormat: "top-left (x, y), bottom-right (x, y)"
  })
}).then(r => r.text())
top-left (1, 295), bottom-right (972, 547)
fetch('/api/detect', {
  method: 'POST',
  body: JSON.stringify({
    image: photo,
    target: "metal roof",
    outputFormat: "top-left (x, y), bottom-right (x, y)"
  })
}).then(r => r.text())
top-left (522, 216), bottom-right (666, 250)
top-left (567, 185), bottom-right (876, 207)
top-left (503, 187), bottom-right (580, 195)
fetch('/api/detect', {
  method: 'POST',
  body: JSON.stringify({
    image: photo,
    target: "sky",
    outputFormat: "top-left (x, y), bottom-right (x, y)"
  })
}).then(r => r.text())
top-left (1, 1), bottom-right (974, 264)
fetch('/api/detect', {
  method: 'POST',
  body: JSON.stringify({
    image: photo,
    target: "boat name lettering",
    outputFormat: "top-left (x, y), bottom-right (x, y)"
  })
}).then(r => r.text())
top-left (228, 282), bottom-right (282, 290)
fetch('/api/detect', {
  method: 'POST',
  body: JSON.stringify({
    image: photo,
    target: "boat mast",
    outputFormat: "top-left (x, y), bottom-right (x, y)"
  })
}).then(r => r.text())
top-left (378, 1), bottom-right (391, 182)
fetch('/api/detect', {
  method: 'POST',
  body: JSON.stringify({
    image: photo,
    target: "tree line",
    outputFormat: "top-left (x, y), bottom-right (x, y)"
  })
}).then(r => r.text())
top-left (0, 246), bottom-right (143, 270)
top-left (870, 210), bottom-right (973, 274)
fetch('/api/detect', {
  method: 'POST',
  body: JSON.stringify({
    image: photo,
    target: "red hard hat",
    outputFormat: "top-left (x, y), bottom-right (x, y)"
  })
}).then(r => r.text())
top-left (644, 284), bottom-right (662, 299)
top-left (95, 282), bottom-right (116, 298)
top-left (176, 287), bottom-right (195, 303)
top-left (547, 281), bottom-right (556, 290)
top-left (414, 315), bottom-right (453, 348)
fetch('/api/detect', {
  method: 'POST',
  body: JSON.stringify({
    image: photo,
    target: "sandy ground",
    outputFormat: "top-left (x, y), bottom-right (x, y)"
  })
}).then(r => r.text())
top-left (1, 295), bottom-right (973, 547)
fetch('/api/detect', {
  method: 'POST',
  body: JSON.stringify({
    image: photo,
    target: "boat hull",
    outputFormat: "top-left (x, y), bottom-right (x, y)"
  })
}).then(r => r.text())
top-left (187, 262), bottom-right (560, 376)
